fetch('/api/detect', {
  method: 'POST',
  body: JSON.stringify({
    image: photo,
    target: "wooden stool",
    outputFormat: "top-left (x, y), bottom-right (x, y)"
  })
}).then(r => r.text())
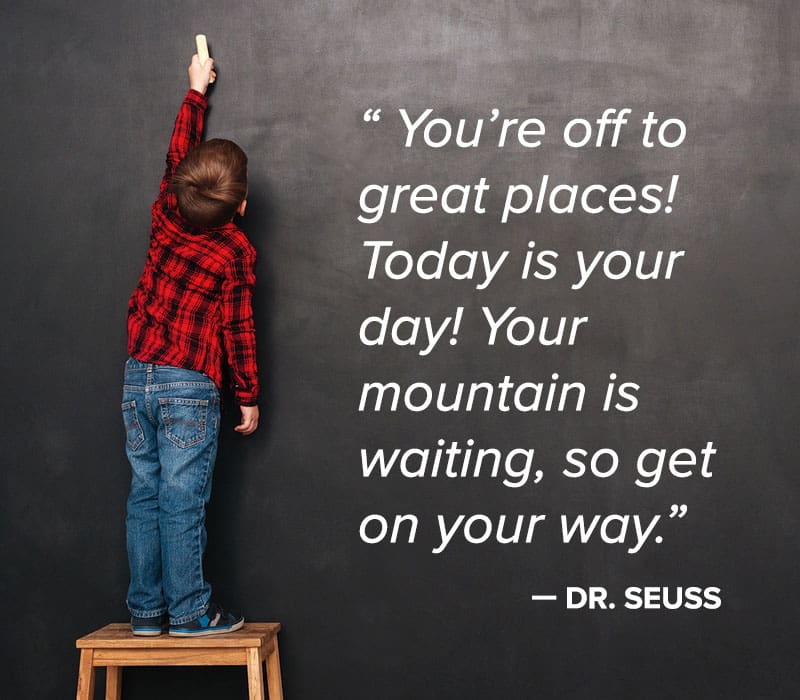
top-left (76, 622), bottom-right (283, 700)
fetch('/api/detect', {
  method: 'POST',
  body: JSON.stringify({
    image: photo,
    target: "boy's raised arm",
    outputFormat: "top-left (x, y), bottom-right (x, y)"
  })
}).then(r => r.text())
top-left (158, 55), bottom-right (217, 196)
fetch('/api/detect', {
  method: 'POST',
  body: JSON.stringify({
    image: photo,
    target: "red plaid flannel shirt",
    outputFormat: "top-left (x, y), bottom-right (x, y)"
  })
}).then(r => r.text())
top-left (127, 89), bottom-right (259, 406)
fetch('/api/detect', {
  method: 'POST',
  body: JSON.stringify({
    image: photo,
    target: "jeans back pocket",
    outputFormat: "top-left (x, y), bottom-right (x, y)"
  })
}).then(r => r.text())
top-left (121, 400), bottom-right (145, 451)
top-left (159, 397), bottom-right (208, 448)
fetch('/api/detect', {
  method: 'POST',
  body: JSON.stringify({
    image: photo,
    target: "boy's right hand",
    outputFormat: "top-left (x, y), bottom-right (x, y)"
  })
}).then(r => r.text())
top-left (188, 54), bottom-right (216, 95)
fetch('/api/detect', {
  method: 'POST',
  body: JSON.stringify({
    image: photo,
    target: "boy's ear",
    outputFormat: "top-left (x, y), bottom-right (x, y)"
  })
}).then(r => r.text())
top-left (237, 199), bottom-right (247, 217)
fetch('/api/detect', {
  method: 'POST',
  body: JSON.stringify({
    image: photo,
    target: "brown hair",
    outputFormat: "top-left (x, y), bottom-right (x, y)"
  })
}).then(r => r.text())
top-left (170, 139), bottom-right (248, 227)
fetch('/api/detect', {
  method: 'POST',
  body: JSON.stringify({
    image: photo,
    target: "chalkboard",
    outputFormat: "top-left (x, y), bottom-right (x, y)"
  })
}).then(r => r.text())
top-left (1, 2), bottom-right (798, 698)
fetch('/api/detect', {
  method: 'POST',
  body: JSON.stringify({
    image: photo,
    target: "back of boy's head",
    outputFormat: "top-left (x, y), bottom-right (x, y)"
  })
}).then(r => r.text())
top-left (170, 138), bottom-right (247, 228)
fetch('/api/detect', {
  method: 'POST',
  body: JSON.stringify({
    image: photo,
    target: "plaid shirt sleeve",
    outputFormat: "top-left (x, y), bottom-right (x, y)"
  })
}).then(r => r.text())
top-left (221, 250), bottom-right (260, 406)
top-left (159, 89), bottom-right (209, 196)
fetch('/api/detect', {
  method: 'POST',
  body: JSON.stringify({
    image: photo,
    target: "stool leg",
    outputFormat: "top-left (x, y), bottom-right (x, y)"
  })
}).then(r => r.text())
top-left (76, 649), bottom-right (96, 700)
top-left (247, 647), bottom-right (265, 700)
top-left (265, 637), bottom-right (284, 700)
top-left (106, 666), bottom-right (122, 700)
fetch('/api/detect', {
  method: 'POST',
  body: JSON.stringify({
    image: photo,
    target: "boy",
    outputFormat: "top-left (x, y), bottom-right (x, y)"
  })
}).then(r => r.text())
top-left (121, 53), bottom-right (259, 636)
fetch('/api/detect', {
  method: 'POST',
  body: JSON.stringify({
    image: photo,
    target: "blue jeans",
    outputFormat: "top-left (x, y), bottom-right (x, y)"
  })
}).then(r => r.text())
top-left (121, 357), bottom-right (221, 625)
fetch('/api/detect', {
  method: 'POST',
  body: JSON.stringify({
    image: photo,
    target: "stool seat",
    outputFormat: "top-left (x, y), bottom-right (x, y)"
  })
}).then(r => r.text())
top-left (76, 622), bottom-right (283, 699)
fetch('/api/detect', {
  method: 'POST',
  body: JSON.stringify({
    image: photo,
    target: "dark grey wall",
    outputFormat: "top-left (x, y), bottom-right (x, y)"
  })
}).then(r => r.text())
top-left (1, 2), bottom-right (798, 698)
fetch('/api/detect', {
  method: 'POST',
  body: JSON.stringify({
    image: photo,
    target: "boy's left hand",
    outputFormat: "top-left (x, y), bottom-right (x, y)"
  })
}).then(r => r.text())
top-left (235, 405), bottom-right (259, 435)
top-left (188, 54), bottom-right (216, 94)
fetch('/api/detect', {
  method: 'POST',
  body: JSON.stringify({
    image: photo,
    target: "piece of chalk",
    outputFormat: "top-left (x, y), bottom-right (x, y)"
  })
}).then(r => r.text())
top-left (195, 34), bottom-right (214, 83)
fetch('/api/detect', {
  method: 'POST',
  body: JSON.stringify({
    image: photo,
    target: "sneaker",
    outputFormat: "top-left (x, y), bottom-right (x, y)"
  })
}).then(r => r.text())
top-left (131, 613), bottom-right (168, 636)
top-left (169, 602), bottom-right (244, 637)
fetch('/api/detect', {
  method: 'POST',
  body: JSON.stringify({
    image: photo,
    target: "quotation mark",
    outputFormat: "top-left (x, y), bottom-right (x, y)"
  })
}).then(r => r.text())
top-left (654, 505), bottom-right (688, 544)
top-left (363, 108), bottom-right (382, 122)
top-left (669, 504), bottom-right (688, 518)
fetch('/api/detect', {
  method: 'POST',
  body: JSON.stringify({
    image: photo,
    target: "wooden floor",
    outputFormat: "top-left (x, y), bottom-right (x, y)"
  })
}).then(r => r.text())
top-left (76, 622), bottom-right (283, 700)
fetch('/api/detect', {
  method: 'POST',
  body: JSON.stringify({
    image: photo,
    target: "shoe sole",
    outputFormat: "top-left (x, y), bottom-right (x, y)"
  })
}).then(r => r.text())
top-left (169, 618), bottom-right (245, 637)
top-left (132, 628), bottom-right (163, 636)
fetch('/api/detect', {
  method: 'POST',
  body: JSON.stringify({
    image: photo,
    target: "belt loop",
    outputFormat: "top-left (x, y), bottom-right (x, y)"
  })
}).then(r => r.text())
top-left (146, 363), bottom-right (154, 385)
